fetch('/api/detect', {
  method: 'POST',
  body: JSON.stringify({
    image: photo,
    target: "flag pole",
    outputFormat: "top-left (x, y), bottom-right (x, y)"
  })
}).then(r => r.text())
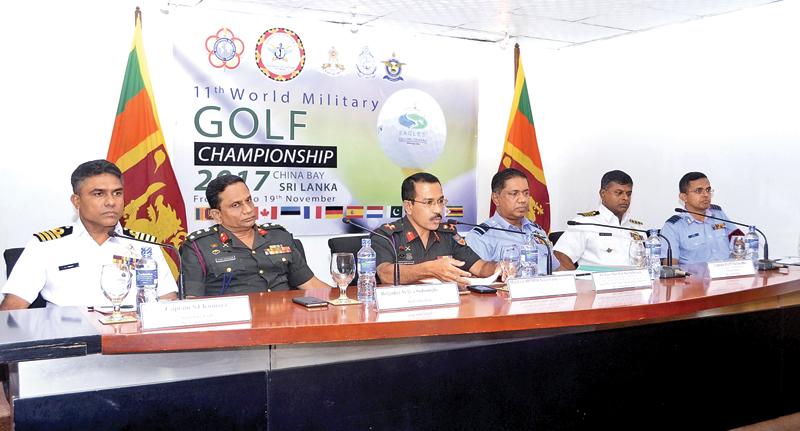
top-left (513, 43), bottom-right (520, 85)
top-left (135, 6), bottom-right (141, 26)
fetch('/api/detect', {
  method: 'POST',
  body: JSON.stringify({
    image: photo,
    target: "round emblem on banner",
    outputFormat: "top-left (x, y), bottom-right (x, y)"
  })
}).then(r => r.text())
top-left (255, 28), bottom-right (305, 81)
top-left (376, 89), bottom-right (447, 169)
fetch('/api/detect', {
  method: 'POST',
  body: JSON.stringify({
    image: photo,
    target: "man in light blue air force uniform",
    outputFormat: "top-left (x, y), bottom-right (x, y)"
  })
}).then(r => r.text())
top-left (466, 168), bottom-right (557, 274)
top-left (660, 171), bottom-right (739, 265)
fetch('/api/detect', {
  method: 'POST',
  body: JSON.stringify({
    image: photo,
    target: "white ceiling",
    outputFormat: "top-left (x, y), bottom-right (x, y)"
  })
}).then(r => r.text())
top-left (175, 0), bottom-right (781, 48)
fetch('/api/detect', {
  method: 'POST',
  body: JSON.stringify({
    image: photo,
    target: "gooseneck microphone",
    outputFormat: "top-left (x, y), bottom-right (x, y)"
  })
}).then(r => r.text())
top-left (447, 219), bottom-right (553, 275)
top-left (673, 208), bottom-right (779, 270)
top-left (109, 230), bottom-right (185, 299)
top-left (341, 218), bottom-right (400, 285)
top-left (566, 220), bottom-right (687, 278)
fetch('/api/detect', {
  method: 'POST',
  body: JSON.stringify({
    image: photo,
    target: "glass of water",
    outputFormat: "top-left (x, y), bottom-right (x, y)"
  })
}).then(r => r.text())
top-left (330, 253), bottom-right (356, 302)
top-left (629, 241), bottom-right (646, 268)
top-left (500, 245), bottom-right (520, 280)
top-left (730, 236), bottom-right (746, 260)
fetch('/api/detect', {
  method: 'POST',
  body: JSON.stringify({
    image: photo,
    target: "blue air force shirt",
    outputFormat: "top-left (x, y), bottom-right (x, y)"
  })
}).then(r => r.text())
top-left (660, 205), bottom-right (736, 264)
top-left (465, 213), bottom-right (558, 275)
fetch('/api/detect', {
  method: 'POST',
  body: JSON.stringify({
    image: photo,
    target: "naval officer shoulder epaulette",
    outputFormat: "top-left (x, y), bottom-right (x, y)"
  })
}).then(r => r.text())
top-left (471, 223), bottom-right (490, 236)
top-left (629, 219), bottom-right (644, 226)
top-left (33, 226), bottom-right (73, 242)
top-left (666, 215), bottom-right (681, 224)
top-left (122, 228), bottom-right (158, 243)
top-left (710, 204), bottom-right (722, 211)
top-left (577, 210), bottom-right (600, 217)
top-left (186, 226), bottom-right (216, 242)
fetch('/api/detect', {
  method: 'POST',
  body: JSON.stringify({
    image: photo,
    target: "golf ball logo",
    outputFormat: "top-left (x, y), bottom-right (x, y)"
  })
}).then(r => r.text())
top-left (376, 89), bottom-right (446, 169)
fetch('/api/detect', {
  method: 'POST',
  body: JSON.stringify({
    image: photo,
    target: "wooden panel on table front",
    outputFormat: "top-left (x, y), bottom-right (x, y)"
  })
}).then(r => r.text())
top-left (96, 267), bottom-right (800, 354)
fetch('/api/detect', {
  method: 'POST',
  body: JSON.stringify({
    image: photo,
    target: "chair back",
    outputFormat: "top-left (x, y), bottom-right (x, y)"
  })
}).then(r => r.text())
top-left (3, 247), bottom-right (47, 308)
top-left (3, 248), bottom-right (24, 277)
top-left (327, 235), bottom-right (368, 286)
top-left (548, 231), bottom-right (565, 245)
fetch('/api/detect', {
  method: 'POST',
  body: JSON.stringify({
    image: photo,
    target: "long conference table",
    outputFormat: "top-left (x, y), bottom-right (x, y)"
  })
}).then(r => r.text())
top-left (4, 265), bottom-right (800, 430)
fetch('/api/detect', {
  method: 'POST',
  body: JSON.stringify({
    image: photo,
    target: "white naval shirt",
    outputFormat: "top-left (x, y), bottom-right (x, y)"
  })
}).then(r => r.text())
top-left (2, 221), bottom-right (177, 307)
top-left (554, 205), bottom-right (646, 267)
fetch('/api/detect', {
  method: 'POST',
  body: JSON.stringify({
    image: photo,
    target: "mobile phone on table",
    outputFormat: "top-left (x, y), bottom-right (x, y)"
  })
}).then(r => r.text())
top-left (467, 285), bottom-right (497, 294)
top-left (292, 296), bottom-right (329, 308)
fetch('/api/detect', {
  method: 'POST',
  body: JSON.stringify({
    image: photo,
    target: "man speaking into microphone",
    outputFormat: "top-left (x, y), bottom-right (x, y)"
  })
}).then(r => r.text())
top-left (1, 160), bottom-right (178, 310)
top-left (660, 172), bottom-right (737, 265)
top-left (554, 170), bottom-right (646, 270)
top-left (372, 173), bottom-right (498, 285)
top-left (466, 168), bottom-right (558, 274)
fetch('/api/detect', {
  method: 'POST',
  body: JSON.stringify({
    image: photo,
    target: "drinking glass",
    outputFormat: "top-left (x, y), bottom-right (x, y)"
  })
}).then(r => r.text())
top-left (500, 245), bottom-right (520, 280)
top-left (330, 253), bottom-right (356, 302)
top-left (100, 263), bottom-right (133, 322)
top-left (629, 241), bottom-right (646, 268)
top-left (730, 236), bottom-right (746, 260)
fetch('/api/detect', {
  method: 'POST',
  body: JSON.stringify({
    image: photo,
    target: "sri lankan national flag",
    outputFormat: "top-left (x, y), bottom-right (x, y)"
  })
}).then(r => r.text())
top-left (106, 8), bottom-right (187, 278)
top-left (491, 46), bottom-right (551, 232)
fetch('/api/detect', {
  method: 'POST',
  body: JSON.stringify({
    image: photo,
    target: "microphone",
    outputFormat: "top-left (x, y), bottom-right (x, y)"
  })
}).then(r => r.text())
top-left (341, 218), bottom-right (400, 285)
top-left (448, 219), bottom-right (553, 275)
top-left (673, 208), bottom-right (780, 270)
top-left (109, 230), bottom-right (185, 299)
top-left (566, 220), bottom-right (687, 278)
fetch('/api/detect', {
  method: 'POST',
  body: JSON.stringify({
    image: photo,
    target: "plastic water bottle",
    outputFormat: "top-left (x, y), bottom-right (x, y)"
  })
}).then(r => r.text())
top-left (135, 247), bottom-right (159, 315)
top-left (357, 239), bottom-right (376, 303)
top-left (644, 229), bottom-right (662, 280)
top-left (744, 226), bottom-right (760, 268)
top-left (519, 244), bottom-right (538, 278)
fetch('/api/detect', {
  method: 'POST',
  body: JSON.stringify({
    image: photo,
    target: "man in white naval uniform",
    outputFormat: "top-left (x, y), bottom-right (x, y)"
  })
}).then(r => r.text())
top-left (1, 160), bottom-right (177, 310)
top-left (554, 170), bottom-right (646, 270)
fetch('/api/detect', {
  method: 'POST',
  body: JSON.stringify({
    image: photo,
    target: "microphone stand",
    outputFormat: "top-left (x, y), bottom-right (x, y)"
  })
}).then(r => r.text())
top-left (566, 221), bottom-right (687, 278)
top-left (448, 219), bottom-right (553, 275)
top-left (341, 219), bottom-right (400, 285)
top-left (674, 208), bottom-right (781, 270)
top-left (109, 230), bottom-right (185, 300)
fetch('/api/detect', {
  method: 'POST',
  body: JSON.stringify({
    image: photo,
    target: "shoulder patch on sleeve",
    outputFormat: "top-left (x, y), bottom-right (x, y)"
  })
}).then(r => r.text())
top-left (577, 210), bottom-right (600, 217)
top-left (470, 223), bottom-right (489, 236)
top-left (186, 226), bottom-right (216, 242)
top-left (122, 228), bottom-right (158, 243)
top-left (33, 226), bottom-right (73, 242)
top-left (629, 219), bottom-right (644, 225)
top-left (666, 215), bottom-right (681, 224)
top-left (710, 204), bottom-right (722, 210)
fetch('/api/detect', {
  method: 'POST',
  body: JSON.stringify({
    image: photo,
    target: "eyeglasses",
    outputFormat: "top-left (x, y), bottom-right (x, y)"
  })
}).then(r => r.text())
top-left (408, 198), bottom-right (448, 208)
top-left (688, 187), bottom-right (714, 195)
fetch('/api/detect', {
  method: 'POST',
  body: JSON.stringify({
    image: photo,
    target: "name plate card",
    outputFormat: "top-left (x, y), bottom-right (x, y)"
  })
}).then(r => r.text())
top-left (508, 296), bottom-right (577, 315)
top-left (591, 269), bottom-right (652, 291)
top-left (140, 296), bottom-right (252, 330)
top-left (506, 275), bottom-right (577, 300)
top-left (707, 260), bottom-right (756, 279)
top-left (375, 283), bottom-right (460, 311)
top-left (376, 306), bottom-right (460, 322)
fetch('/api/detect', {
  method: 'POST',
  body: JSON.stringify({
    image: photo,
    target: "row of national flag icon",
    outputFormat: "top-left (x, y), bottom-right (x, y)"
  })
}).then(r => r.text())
top-left (195, 205), bottom-right (465, 221)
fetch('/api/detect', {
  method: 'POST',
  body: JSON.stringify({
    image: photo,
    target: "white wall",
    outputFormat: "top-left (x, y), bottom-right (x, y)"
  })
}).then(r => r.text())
top-left (1, 0), bottom-right (799, 288)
